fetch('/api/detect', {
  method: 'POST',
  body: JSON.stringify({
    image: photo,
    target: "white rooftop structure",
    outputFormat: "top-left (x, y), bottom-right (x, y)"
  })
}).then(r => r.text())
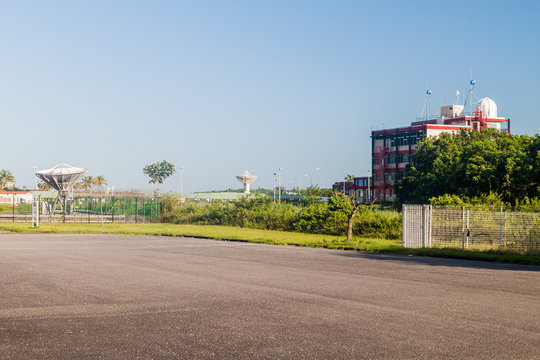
top-left (477, 97), bottom-right (498, 118)
top-left (236, 171), bottom-right (257, 194)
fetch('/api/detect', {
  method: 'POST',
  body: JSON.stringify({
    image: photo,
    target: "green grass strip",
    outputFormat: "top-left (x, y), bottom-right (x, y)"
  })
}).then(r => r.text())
top-left (0, 223), bottom-right (538, 266)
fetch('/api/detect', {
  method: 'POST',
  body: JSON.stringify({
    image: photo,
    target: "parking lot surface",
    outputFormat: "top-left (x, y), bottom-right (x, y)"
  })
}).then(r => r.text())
top-left (1, 234), bottom-right (539, 359)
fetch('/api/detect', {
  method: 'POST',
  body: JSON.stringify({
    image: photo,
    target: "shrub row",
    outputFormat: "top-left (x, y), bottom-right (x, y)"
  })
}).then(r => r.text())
top-left (160, 194), bottom-right (402, 239)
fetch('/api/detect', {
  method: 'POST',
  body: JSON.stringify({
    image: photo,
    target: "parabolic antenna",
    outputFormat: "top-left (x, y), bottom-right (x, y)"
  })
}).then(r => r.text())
top-left (236, 171), bottom-right (257, 194)
top-left (36, 163), bottom-right (87, 213)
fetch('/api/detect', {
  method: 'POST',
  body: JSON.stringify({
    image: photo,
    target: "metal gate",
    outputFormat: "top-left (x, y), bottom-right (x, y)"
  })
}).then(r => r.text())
top-left (402, 204), bottom-right (431, 248)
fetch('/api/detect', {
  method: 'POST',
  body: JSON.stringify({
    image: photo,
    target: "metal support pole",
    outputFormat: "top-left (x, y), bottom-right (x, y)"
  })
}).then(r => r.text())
top-left (179, 166), bottom-right (183, 205)
top-left (278, 170), bottom-right (282, 204)
top-left (466, 210), bottom-right (470, 249)
top-left (402, 204), bottom-right (406, 246)
top-left (135, 198), bottom-right (138, 223)
top-left (428, 205), bottom-right (432, 248)
top-left (499, 206), bottom-right (503, 251)
top-left (12, 194), bottom-right (15, 223)
top-left (462, 206), bottom-right (465, 250)
top-left (421, 205), bottom-right (426, 248)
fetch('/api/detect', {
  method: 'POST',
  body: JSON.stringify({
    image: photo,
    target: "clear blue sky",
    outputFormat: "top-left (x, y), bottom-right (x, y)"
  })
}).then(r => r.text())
top-left (1, 0), bottom-right (539, 193)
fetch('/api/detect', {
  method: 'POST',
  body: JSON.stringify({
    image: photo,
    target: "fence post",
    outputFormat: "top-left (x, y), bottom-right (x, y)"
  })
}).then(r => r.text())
top-left (499, 206), bottom-right (503, 251)
top-left (462, 206), bottom-right (465, 250)
top-left (111, 196), bottom-right (115, 223)
top-left (421, 205), bottom-right (426, 248)
top-left (428, 205), bottom-right (432, 248)
top-left (12, 194), bottom-right (15, 223)
top-left (135, 198), bottom-right (138, 223)
top-left (466, 209), bottom-right (470, 249)
top-left (504, 210), bottom-right (507, 246)
top-left (402, 204), bottom-right (406, 247)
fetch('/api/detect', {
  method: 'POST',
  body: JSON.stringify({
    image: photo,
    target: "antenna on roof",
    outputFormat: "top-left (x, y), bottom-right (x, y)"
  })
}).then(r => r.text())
top-left (463, 74), bottom-right (477, 115)
top-left (419, 89), bottom-right (432, 121)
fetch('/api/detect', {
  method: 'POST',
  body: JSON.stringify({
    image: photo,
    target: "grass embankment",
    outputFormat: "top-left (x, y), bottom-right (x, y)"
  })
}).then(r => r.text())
top-left (0, 223), bottom-right (538, 266)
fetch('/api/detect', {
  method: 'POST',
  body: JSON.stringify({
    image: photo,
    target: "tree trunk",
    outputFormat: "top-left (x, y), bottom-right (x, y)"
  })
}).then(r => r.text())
top-left (346, 204), bottom-right (358, 241)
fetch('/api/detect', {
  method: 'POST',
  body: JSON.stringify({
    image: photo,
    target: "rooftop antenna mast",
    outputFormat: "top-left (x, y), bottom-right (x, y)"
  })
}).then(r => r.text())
top-left (419, 89), bottom-right (432, 121)
top-left (463, 72), bottom-right (477, 115)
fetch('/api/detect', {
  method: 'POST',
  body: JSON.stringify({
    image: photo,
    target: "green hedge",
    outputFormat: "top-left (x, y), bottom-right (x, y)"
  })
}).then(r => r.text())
top-left (161, 194), bottom-right (402, 239)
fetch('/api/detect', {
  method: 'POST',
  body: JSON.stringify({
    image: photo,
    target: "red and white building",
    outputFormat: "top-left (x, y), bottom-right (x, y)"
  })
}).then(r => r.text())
top-left (372, 98), bottom-right (509, 202)
top-left (332, 176), bottom-right (372, 203)
top-left (333, 96), bottom-right (510, 203)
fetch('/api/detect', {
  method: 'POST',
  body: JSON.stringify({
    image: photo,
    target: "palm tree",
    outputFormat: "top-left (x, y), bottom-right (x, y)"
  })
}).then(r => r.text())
top-left (81, 176), bottom-right (94, 191)
top-left (38, 182), bottom-right (52, 191)
top-left (0, 170), bottom-right (15, 190)
top-left (343, 174), bottom-right (355, 196)
top-left (93, 175), bottom-right (107, 190)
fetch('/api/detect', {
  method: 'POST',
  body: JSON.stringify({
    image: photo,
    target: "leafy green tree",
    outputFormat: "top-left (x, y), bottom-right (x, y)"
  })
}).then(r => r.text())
top-left (143, 160), bottom-right (176, 194)
top-left (395, 129), bottom-right (539, 204)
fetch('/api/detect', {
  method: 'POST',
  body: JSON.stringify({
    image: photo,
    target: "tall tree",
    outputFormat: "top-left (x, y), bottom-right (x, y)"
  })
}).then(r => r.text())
top-left (143, 160), bottom-right (176, 194)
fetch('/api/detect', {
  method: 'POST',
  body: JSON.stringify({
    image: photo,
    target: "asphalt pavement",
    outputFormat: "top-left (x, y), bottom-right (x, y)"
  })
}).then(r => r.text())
top-left (0, 233), bottom-right (539, 359)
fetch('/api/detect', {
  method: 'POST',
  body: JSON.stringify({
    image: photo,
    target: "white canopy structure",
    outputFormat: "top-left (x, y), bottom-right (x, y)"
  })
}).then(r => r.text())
top-left (236, 171), bottom-right (257, 194)
top-left (36, 163), bottom-right (87, 214)
top-left (36, 163), bottom-right (87, 192)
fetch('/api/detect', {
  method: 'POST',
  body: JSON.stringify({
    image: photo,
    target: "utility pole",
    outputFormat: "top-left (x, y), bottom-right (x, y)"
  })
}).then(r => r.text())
top-left (278, 168), bottom-right (282, 204)
top-left (179, 166), bottom-right (183, 201)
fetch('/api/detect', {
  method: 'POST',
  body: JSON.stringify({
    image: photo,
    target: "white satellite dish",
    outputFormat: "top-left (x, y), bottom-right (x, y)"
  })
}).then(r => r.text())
top-left (36, 163), bottom-right (87, 213)
top-left (236, 171), bottom-right (257, 194)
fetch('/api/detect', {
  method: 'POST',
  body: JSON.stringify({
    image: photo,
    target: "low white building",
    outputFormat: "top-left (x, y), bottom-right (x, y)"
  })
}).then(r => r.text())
top-left (0, 190), bottom-right (34, 205)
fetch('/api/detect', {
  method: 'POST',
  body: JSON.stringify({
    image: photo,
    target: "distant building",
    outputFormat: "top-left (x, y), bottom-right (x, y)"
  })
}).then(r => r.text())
top-left (0, 189), bottom-right (33, 205)
top-left (332, 176), bottom-right (372, 203)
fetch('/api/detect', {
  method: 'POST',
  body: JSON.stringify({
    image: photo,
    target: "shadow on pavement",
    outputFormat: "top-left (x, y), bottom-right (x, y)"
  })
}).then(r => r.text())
top-left (335, 251), bottom-right (540, 271)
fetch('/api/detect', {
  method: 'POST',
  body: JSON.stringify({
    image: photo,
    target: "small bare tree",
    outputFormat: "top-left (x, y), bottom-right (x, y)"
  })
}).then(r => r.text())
top-left (346, 197), bottom-right (360, 241)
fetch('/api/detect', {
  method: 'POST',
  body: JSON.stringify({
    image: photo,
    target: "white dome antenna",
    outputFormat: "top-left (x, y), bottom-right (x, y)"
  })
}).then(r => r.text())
top-left (477, 97), bottom-right (498, 118)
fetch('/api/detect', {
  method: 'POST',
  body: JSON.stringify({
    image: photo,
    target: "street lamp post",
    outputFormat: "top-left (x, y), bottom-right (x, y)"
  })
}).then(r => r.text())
top-left (273, 172), bottom-right (277, 202)
top-left (179, 166), bottom-right (184, 202)
top-left (367, 170), bottom-right (371, 204)
top-left (32, 166), bottom-right (38, 189)
top-left (278, 168), bottom-right (282, 204)
top-left (310, 168), bottom-right (320, 187)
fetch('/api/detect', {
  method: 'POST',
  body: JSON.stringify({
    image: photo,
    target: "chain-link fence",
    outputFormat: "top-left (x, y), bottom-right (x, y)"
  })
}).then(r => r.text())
top-left (403, 205), bottom-right (540, 253)
top-left (0, 196), bottom-right (161, 224)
